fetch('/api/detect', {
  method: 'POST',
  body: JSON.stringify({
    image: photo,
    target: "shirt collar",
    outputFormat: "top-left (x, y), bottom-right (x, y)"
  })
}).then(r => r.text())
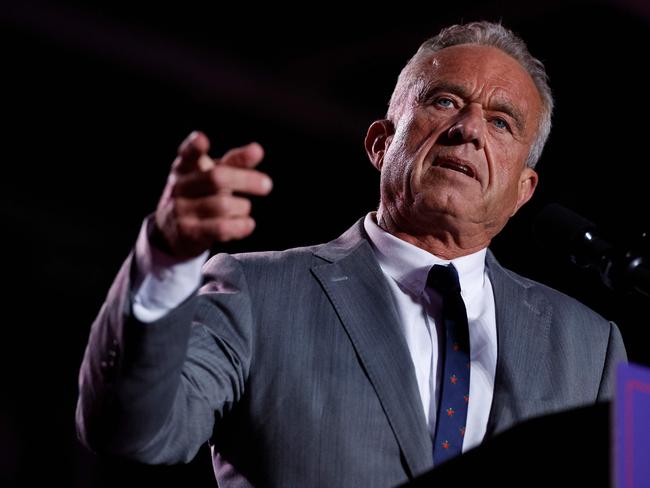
top-left (363, 212), bottom-right (487, 299)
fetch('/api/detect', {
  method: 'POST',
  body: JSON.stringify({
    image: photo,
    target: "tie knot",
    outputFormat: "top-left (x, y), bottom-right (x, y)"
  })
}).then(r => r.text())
top-left (427, 264), bottom-right (461, 294)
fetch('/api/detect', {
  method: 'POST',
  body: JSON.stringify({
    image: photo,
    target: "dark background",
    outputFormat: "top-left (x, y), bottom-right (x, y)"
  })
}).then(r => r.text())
top-left (1, 1), bottom-right (649, 486)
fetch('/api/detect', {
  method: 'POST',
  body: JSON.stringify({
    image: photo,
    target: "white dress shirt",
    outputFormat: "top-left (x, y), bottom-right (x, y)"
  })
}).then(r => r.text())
top-left (132, 213), bottom-right (497, 453)
top-left (363, 213), bottom-right (497, 453)
top-left (132, 218), bottom-right (209, 323)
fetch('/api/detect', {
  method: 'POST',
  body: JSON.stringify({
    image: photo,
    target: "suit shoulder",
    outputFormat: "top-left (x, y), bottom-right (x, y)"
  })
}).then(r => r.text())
top-left (498, 265), bottom-right (611, 330)
top-left (203, 243), bottom-right (326, 278)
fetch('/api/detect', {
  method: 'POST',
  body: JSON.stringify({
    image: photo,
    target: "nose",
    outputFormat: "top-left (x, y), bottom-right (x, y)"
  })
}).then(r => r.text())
top-left (447, 103), bottom-right (485, 149)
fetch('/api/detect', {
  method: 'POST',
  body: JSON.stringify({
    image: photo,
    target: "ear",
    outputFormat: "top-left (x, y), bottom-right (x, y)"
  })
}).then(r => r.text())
top-left (364, 119), bottom-right (395, 171)
top-left (512, 167), bottom-right (538, 215)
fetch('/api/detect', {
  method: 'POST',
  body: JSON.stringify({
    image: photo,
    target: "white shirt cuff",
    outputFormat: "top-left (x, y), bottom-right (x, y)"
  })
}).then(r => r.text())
top-left (132, 217), bottom-right (209, 323)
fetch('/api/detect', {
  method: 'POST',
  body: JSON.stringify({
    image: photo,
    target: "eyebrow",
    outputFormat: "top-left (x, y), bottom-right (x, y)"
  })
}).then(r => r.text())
top-left (418, 81), bottom-right (526, 133)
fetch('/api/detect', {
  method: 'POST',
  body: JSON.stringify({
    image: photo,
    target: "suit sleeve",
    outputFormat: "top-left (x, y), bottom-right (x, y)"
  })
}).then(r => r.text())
top-left (75, 250), bottom-right (254, 464)
top-left (596, 321), bottom-right (627, 401)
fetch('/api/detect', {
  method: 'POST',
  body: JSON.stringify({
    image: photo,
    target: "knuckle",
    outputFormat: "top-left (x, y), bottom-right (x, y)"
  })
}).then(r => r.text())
top-left (211, 166), bottom-right (229, 189)
top-left (234, 218), bottom-right (253, 235)
top-left (213, 194), bottom-right (230, 214)
top-left (229, 151), bottom-right (245, 165)
top-left (212, 219), bottom-right (230, 240)
top-left (210, 218), bottom-right (254, 242)
top-left (241, 198), bottom-right (252, 214)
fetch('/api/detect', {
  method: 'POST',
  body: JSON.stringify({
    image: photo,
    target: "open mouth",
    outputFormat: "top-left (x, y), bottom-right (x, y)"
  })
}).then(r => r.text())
top-left (432, 157), bottom-right (476, 179)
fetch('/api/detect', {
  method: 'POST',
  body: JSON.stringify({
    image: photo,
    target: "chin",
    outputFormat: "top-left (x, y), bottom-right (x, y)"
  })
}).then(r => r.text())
top-left (415, 191), bottom-right (466, 216)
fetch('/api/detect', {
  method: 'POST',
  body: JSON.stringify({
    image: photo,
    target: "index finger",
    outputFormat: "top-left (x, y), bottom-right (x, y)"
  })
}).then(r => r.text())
top-left (173, 165), bottom-right (273, 198)
top-left (173, 131), bottom-right (211, 174)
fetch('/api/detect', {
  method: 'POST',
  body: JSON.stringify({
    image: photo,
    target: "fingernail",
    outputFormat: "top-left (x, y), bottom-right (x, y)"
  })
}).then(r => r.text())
top-left (262, 177), bottom-right (273, 192)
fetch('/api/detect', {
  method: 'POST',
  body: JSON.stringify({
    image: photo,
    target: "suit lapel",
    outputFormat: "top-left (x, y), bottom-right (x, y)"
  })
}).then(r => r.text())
top-left (485, 251), bottom-right (554, 437)
top-left (312, 220), bottom-right (432, 478)
top-left (310, 221), bottom-right (555, 468)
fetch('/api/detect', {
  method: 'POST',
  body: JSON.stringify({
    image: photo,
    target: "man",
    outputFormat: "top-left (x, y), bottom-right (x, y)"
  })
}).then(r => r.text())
top-left (76, 21), bottom-right (626, 487)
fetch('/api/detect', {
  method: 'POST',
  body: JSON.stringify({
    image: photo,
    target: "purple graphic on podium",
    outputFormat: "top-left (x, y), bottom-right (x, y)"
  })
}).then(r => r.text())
top-left (616, 362), bottom-right (650, 488)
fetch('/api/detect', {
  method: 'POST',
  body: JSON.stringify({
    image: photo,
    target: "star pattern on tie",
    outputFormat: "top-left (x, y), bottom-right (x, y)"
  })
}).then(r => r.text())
top-left (427, 263), bottom-right (471, 466)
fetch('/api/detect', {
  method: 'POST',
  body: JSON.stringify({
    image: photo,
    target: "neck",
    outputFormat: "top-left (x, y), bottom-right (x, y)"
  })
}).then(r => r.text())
top-left (376, 208), bottom-right (491, 260)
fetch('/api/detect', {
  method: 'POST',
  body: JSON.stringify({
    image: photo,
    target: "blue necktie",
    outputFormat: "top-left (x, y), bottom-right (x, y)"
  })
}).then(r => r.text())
top-left (427, 263), bottom-right (470, 465)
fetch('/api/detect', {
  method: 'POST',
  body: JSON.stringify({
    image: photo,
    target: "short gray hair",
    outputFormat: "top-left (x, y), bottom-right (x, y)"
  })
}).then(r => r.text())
top-left (387, 21), bottom-right (553, 168)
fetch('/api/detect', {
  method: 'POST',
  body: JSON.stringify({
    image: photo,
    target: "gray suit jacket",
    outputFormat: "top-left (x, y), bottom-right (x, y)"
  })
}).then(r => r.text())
top-left (76, 218), bottom-right (626, 487)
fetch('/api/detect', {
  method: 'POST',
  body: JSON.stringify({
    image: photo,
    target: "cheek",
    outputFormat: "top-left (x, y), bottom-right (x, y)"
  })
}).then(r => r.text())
top-left (382, 110), bottom-right (446, 190)
top-left (398, 109), bottom-right (445, 147)
top-left (491, 139), bottom-right (527, 180)
top-left (380, 149), bottom-right (410, 201)
top-left (487, 144), bottom-right (527, 205)
top-left (383, 120), bottom-right (421, 176)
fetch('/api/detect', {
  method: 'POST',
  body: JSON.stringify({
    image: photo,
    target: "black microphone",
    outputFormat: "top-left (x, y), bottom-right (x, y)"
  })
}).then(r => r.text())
top-left (533, 203), bottom-right (650, 297)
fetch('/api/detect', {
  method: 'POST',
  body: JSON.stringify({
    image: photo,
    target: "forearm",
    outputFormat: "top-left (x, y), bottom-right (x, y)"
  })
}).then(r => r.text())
top-left (76, 250), bottom-right (253, 464)
top-left (75, 250), bottom-right (199, 460)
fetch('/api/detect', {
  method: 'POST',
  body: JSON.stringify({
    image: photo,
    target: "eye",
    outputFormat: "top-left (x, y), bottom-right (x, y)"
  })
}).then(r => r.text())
top-left (434, 97), bottom-right (455, 108)
top-left (491, 117), bottom-right (510, 131)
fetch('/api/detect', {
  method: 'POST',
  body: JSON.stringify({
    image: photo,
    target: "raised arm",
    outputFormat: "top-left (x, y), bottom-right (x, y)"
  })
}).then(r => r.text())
top-left (76, 131), bottom-right (272, 462)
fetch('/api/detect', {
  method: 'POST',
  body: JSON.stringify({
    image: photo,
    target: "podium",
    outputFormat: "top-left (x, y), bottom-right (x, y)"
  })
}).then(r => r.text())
top-left (401, 403), bottom-right (610, 487)
top-left (402, 363), bottom-right (650, 487)
top-left (402, 403), bottom-right (611, 488)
